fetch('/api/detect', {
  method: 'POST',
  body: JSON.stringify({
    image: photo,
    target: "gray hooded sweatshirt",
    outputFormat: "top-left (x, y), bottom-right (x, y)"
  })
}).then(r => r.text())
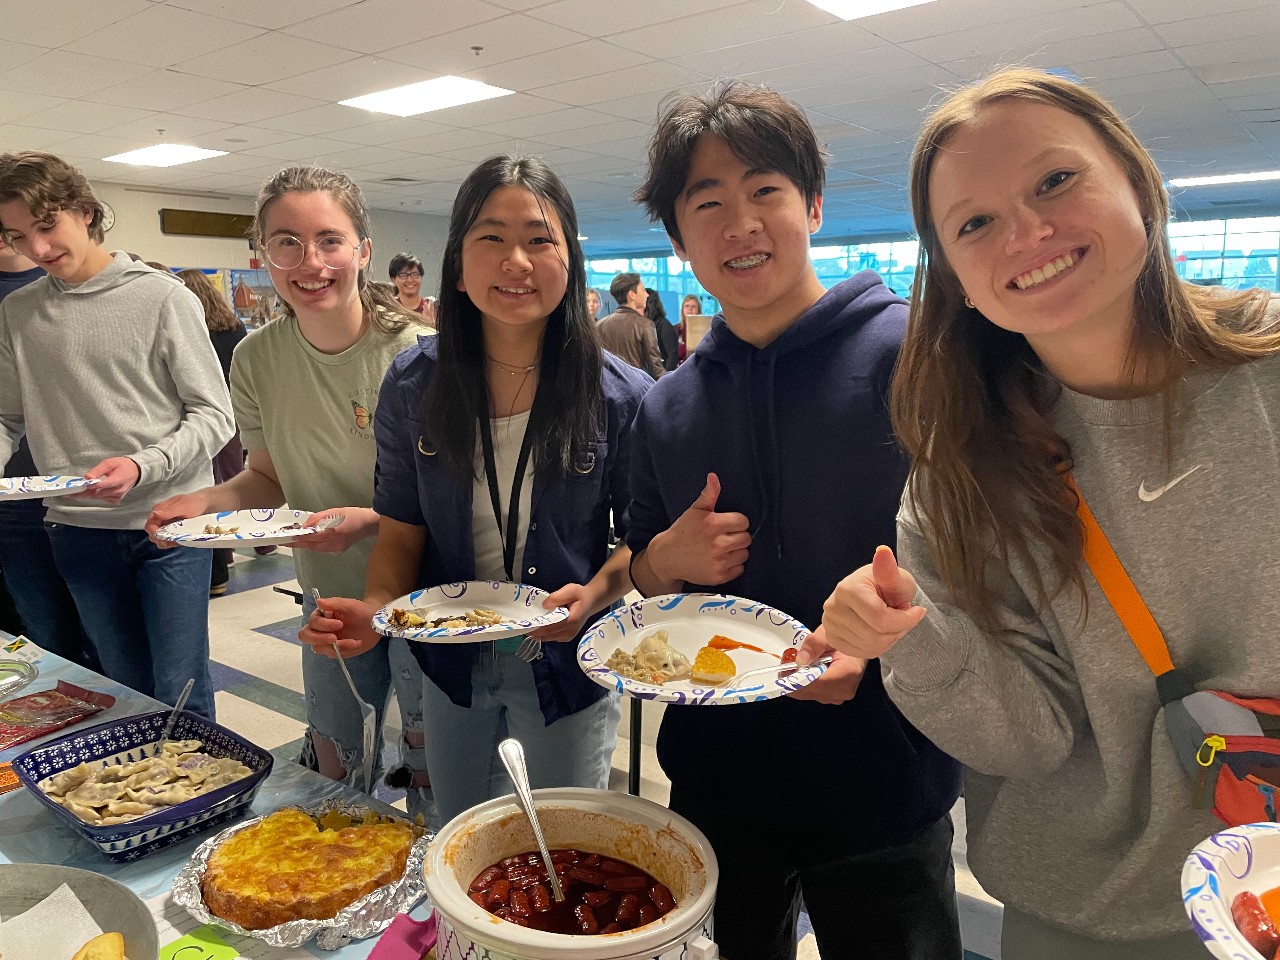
top-left (0, 252), bottom-right (234, 529)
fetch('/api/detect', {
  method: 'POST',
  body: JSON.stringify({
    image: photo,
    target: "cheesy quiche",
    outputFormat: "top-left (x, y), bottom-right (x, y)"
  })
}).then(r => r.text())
top-left (201, 808), bottom-right (414, 929)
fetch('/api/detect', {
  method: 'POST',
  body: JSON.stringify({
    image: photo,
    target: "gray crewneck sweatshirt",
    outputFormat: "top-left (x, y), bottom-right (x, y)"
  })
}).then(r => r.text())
top-left (881, 351), bottom-right (1280, 943)
top-left (0, 252), bottom-right (234, 529)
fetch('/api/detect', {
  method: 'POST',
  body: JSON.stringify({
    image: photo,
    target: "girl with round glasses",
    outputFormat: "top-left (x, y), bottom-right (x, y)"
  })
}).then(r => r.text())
top-left (147, 166), bottom-right (436, 820)
top-left (299, 155), bottom-right (652, 824)
top-left (805, 69), bottom-right (1280, 958)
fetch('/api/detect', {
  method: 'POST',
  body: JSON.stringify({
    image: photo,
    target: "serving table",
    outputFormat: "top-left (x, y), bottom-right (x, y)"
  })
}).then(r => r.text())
top-left (0, 636), bottom-right (429, 959)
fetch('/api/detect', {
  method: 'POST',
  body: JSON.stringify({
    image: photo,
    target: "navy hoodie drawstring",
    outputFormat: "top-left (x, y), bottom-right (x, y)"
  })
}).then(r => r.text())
top-left (744, 350), bottom-right (771, 549)
top-left (763, 349), bottom-right (784, 560)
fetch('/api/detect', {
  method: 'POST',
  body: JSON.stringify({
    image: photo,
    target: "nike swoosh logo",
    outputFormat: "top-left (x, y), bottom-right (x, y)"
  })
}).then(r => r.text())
top-left (1138, 465), bottom-right (1205, 502)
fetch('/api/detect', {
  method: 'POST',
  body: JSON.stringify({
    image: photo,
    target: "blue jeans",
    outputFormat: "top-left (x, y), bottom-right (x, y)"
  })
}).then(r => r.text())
top-left (0, 516), bottom-right (91, 667)
top-left (299, 595), bottom-right (431, 823)
top-left (421, 644), bottom-right (621, 825)
top-left (46, 523), bottom-right (215, 720)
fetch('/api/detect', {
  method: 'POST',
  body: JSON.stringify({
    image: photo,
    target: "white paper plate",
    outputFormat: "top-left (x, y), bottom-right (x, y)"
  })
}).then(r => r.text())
top-left (1183, 821), bottom-right (1280, 959)
top-left (577, 593), bottom-right (826, 705)
top-left (0, 475), bottom-right (97, 500)
top-left (155, 509), bottom-right (319, 548)
top-left (371, 580), bottom-right (569, 643)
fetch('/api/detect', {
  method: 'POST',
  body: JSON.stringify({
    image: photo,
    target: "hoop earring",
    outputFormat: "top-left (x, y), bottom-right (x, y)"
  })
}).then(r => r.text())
top-left (964, 296), bottom-right (976, 309)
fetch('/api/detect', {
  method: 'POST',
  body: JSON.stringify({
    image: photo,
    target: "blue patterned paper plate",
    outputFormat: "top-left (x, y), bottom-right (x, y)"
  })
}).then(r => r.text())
top-left (577, 593), bottom-right (826, 705)
top-left (156, 508), bottom-right (319, 548)
top-left (372, 580), bottom-right (569, 643)
top-left (1183, 821), bottom-right (1280, 959)
top-left (0, 475), bottom-right (98, 501)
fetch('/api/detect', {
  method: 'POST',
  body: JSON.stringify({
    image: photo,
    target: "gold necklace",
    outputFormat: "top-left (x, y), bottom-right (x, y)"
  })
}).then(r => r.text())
top-left (486, 354), bottom-right (537, 376)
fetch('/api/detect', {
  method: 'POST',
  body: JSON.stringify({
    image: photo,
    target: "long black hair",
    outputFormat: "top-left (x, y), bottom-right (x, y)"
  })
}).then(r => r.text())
top-left (423, 155), bottom-right (603, 483)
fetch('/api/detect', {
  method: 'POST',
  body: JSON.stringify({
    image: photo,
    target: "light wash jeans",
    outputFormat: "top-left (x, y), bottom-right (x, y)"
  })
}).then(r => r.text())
top-left (46, 523), bottom-right (215, 720)
top-left (421, 643), bottom-right (621, 826)
top-left (299, 594), bottom-right (432, 823)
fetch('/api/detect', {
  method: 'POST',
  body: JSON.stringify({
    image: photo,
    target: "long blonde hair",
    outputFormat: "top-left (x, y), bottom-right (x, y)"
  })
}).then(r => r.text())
top-left (251, 166), bottom-right (421, 335)
top-left (896, 67), bottom-right (1276, 628)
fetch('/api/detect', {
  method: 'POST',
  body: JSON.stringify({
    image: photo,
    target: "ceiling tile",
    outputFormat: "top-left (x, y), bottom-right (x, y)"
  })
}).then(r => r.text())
top-left (0, 0), bottom-right (153, 46)
top-left (528, 0), bottom-right (740, 36)
top-left (179, 33), bottom-right (357, 85)
top-left (240, 136), bottom-right (355, 162)
top-left (322, 116), bottom-right (456, 146)
top-left (22, 101), bottom-right (156, 135)
top-left (383, 14), bottom-right (589, 75)
top-left (262, 56), bottom-right (429, 101)
top-left (283, 0), bottom-right (508, 54)
top-left (1193, 58), bottom-right (1280, 85)
top-left (536, 117), bottom-right (650, 148)
top-left (1124, 0), bottom-right (1274, 25)
top-left (98, 112), bottom-right (231, 143)
top-left (421, 92), bottom-right (564, 126)
top-left (477, 107), bottom-right (620, 139)
top-left (0, 92), bottom-right (70, 125)
top-left (905, 1), bottom-right (1144, 64)
top-left (164, 0), bottom-right (364, 30)
top-left (534, 62), bottom-right (711, 107)
top-left (0, 51), bottom-right (153, 99)
top-left (266, 104), bottom-right (382, 136)
top-left (388, 127), bottom-right (508, 155)
top-left (83, 70), bottom-right (249, 113)
top-left (471, 41), bottom-right (649, 91)
top-left (184, 89), bottom-right (329, 125)
top-left (62, 6), bottom-right (264, 68)
top-left (670, 21), bottom-right (881, 77)
top-left (0, 123), bottom-right (79, 152)
top-left (608, 0), bottom-right (838, 59)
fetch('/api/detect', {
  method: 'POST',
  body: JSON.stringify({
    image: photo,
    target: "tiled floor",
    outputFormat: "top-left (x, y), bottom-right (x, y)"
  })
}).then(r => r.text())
top-left (208, 546), bottom-right (1001, 959)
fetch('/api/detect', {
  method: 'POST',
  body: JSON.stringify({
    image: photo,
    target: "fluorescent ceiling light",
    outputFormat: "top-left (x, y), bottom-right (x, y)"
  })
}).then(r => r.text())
top-left (1168, 170), bottom-right (1280, 187)
top-left (340, 77), bottom-right (514, 117)
top-left (104, 144), bottom-right (227, 167)
top-left (805, 0), bottom-right (937, 19)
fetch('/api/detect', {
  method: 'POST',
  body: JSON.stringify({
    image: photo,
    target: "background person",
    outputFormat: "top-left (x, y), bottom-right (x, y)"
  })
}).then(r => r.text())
top-left (598, 272), bottom-right (663, 379)
top-left (177, 268), bottom-right (248, 597)
top-left (804, 68), bottom-right (1280, 960)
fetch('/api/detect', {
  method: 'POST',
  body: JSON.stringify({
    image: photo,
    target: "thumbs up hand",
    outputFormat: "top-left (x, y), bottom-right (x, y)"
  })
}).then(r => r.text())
top-left (805, 545), bottom-right (928, 661)
top-left (646, 472), bottom-right (752, 587)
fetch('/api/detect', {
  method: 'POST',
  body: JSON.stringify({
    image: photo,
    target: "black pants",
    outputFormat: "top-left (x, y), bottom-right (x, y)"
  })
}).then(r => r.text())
top-left (670, 785), bottom-right (963, 960)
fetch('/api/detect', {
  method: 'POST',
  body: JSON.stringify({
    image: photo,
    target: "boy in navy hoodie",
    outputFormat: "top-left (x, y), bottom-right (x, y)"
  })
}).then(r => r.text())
top-left (627, 82), bottom-right (964, 959)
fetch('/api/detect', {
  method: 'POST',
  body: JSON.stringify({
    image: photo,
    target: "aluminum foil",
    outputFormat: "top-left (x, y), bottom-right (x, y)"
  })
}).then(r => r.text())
top-left (171, 798), bottom-right (433, 950)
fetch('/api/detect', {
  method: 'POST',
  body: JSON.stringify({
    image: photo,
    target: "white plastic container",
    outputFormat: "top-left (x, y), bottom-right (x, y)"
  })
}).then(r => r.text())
top-left (425, 787), bottom-right (719, 960)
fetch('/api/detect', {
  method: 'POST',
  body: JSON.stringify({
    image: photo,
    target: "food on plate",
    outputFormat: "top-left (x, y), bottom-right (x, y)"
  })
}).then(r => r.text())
top-left (707, 634), bottom-right (771, 655)
top-left (71, 931), bottom-right (124, 960)
top-left (203, 523), bottom-right (239, 535)
top-left (690, 646), bottom-right (737, 686)
top-left (603, 629), bottom-right (693, 685)
top-left (780, 647), bottom-right (798, 665)
top-left (469, 848), bottom-right (676, 934)
top-left (1232, 890), bottom-right (1280, 959)
top-left (40, 739), bottom-right (252, 825)
top-left (388, 606), bottom-right (503, 630)
top-left (201, 807), bottom-right (416, 929)
top-left (277, 521), bottom-right (303, 531)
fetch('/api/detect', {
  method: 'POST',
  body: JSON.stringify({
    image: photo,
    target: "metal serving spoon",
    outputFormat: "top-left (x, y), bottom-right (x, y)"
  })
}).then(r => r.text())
top-left (498, 737), bottom-right (565, 902)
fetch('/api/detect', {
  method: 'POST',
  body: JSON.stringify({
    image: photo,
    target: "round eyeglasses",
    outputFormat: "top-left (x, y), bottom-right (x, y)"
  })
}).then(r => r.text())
top-left (395, 271), bottom-right (422, 281)
top-left (263, 235), bottom-right (362, 270)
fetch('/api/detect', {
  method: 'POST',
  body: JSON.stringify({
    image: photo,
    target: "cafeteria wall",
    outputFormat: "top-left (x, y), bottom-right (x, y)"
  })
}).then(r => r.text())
top-left (89, 182), bottom-right (450, 293)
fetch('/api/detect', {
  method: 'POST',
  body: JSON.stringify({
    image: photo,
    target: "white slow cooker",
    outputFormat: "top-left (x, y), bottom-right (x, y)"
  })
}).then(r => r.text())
top-left (424, 787), bottom-right (719, 960)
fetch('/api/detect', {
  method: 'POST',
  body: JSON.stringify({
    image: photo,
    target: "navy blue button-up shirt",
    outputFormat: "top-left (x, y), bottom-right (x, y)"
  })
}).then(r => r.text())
top-left (373, 336), bottom-right (652, 723)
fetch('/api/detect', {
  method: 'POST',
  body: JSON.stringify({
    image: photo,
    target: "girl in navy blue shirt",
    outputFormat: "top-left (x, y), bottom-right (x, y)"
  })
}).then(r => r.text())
top-left (301, 156), bottom-right (650, 823)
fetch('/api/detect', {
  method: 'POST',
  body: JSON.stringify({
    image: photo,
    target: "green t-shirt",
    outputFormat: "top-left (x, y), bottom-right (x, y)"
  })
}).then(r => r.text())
top-left (230, 315), bottom-right (427, 599)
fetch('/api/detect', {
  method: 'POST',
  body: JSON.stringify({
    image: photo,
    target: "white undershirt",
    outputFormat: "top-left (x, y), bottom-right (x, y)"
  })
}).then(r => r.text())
top-left (471, 410), bottom-right (535, 582)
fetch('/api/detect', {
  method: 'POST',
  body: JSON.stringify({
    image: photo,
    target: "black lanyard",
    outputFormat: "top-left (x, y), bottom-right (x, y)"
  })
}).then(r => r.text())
top-left (476, 403), bottom-right (537, 582)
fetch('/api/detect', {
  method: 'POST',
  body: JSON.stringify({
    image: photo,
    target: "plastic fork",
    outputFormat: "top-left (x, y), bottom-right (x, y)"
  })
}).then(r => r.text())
top-left (513, 635), bottom-right (542, 662)
top-left (312, 587), bottom-right (377, 793)
top-left (724, 656), bottom-right (834, 688)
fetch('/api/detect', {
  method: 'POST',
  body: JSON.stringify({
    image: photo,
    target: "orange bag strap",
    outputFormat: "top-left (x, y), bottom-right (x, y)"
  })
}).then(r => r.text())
top-left (1070, 477), bottom-right (1176, 677)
